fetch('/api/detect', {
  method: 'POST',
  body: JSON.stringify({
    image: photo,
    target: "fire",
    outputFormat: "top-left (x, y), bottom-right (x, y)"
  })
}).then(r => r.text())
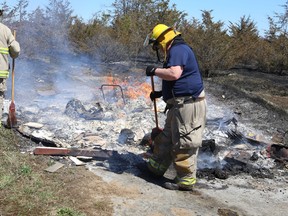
top-left (105, 75), bottom-right (118, 85)
top-left (104, 75), bottom-right (151, 100)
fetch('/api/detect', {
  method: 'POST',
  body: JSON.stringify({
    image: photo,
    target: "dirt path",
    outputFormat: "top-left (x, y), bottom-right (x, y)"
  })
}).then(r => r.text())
top-left (86, 163), bottom-right (287, 216)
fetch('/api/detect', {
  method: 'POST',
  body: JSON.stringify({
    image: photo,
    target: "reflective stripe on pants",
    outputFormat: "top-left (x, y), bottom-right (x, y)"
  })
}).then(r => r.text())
top-left (175, 176), bottom-right (197, 187)
top-left (147, 157), bottom-right (169, 176)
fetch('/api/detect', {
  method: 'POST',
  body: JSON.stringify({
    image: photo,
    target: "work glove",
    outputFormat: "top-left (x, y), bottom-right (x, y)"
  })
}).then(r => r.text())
top-left (146, 65), bottom-right (157, 76)
top-left (150, 91), bottom-right (162, 101)
top-left (151, 127), bottom-right (163, 141)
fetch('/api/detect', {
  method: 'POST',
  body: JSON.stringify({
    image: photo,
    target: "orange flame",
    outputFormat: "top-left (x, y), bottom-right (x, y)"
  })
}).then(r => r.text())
top-left (104, 75), bottom-right (151, 100)
top-left (105, 75), bottom-right (119, 85)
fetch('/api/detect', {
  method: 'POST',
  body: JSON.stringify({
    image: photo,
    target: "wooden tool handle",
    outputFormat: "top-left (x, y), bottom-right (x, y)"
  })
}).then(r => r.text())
top-left (151, 76), bottom-right (159, 128)
top-left (11, 30), bottom-right (16, 102)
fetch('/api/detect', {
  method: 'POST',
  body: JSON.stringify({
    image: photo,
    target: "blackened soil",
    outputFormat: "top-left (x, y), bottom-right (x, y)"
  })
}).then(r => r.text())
top-left (205, 69), bottom-right (288, 143)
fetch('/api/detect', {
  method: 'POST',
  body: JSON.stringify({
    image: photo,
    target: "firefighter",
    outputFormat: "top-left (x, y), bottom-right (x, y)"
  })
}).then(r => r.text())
top-left (141, 24), bottom-right (207, 190)
top-left (0, 9), bottom-right (20, 127)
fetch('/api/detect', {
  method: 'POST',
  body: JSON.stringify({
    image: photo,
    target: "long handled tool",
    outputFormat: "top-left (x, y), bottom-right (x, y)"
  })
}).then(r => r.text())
top-left (7, 30), bottom-right (17, 128)
top-left (150, 76), bottom-right (159, 128)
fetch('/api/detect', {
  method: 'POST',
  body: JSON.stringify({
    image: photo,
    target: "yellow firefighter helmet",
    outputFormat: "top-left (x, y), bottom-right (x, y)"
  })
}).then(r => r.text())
top-left (150, 24), bottom-right (171, 42)
top-left (150, 24), bottom-right (181, 49)
top-left (143, 23), bottom-right (181, 62)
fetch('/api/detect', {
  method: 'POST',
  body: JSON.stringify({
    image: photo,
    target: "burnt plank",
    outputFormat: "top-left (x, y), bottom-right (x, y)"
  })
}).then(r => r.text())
top-left (33, 147), bottom-right (113, 159)
top-left (34, 147), bottom-right (70, 155)
top-left (69, 149), bottom-right (113, 159)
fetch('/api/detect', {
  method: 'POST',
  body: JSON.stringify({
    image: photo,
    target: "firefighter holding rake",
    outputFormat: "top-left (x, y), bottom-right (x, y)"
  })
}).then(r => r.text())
top-left (139, 24), bottom-right (207, 191)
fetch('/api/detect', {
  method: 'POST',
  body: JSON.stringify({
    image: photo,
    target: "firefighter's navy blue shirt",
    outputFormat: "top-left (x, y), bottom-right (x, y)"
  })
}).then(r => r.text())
top-left (162, 43), bottom-right (204, 102)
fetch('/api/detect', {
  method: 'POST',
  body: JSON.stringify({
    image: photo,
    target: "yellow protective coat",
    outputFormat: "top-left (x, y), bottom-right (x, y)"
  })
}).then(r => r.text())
top-left (0, 22), bottom-right (20, 78)
top-left (0, 22), bottom-right (20, 125)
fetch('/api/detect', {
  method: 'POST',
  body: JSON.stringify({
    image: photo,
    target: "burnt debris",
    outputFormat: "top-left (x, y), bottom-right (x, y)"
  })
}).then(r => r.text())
top-left (65, 98), bottom-right (105, 120)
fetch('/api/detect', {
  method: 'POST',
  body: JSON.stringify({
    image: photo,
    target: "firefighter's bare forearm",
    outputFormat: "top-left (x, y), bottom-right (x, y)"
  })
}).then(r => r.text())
top-left (155, 66), bottom-right (183, 80)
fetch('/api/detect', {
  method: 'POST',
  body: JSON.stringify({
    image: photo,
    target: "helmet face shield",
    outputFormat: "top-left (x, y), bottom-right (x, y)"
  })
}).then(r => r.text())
top-left (143, 32), bottom-right (160, 52)
top-left (143, 33), bottom-right (152, 47)
top-left (143, 33), bottom-right (150, 47)
top-left (143, 32), bottom-right (159, 48)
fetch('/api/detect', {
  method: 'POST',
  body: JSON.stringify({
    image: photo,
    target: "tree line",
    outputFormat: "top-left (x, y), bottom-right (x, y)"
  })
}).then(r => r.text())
top-left (1, 0), bottom-right (288, 76)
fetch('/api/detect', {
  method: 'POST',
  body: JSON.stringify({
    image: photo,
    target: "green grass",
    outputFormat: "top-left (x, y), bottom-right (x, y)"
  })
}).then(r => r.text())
top-left (0, 126), bottom-right (113, 216)
top-left (56, 207), bottom-right (86, 216)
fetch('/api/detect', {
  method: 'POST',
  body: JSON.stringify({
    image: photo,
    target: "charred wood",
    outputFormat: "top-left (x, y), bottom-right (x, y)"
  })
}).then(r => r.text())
top-left (33, 146), bottom-right (114, 160)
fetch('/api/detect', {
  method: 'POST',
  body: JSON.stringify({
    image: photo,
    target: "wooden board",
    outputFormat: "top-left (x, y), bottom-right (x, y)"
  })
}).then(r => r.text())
top-left (44, 162), bottom-right (64, 173)
top-left (33, 146), bottom-right (114, 159)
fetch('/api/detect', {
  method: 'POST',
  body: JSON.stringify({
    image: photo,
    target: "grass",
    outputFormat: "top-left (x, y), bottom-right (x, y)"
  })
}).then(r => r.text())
top-left (0, 126), bottom-right (113, 216)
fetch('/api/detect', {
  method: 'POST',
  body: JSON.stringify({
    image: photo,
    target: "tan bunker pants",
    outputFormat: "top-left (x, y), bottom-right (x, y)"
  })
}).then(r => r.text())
top-left (148, 97), bottom-right (206, 188)
top-left (0, 78), bottom-right (7, 126)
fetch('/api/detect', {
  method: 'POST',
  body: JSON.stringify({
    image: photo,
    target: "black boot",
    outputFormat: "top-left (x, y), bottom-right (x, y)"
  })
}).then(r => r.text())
top-left (163, 182), bottom-right (194, 191)
top-left (136, 162), bottom-right (162, 179)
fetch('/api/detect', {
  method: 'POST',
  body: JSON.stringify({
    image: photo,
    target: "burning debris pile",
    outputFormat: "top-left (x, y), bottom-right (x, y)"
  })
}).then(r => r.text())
top-left (3, 58), bottom-right (287, 181)
top-left (7, 89), bottom-right (287, 180)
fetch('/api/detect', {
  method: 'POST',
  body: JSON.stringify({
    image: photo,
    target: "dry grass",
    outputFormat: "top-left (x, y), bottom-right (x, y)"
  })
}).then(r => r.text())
top-left (0, 127), bottom-right (113, 216)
